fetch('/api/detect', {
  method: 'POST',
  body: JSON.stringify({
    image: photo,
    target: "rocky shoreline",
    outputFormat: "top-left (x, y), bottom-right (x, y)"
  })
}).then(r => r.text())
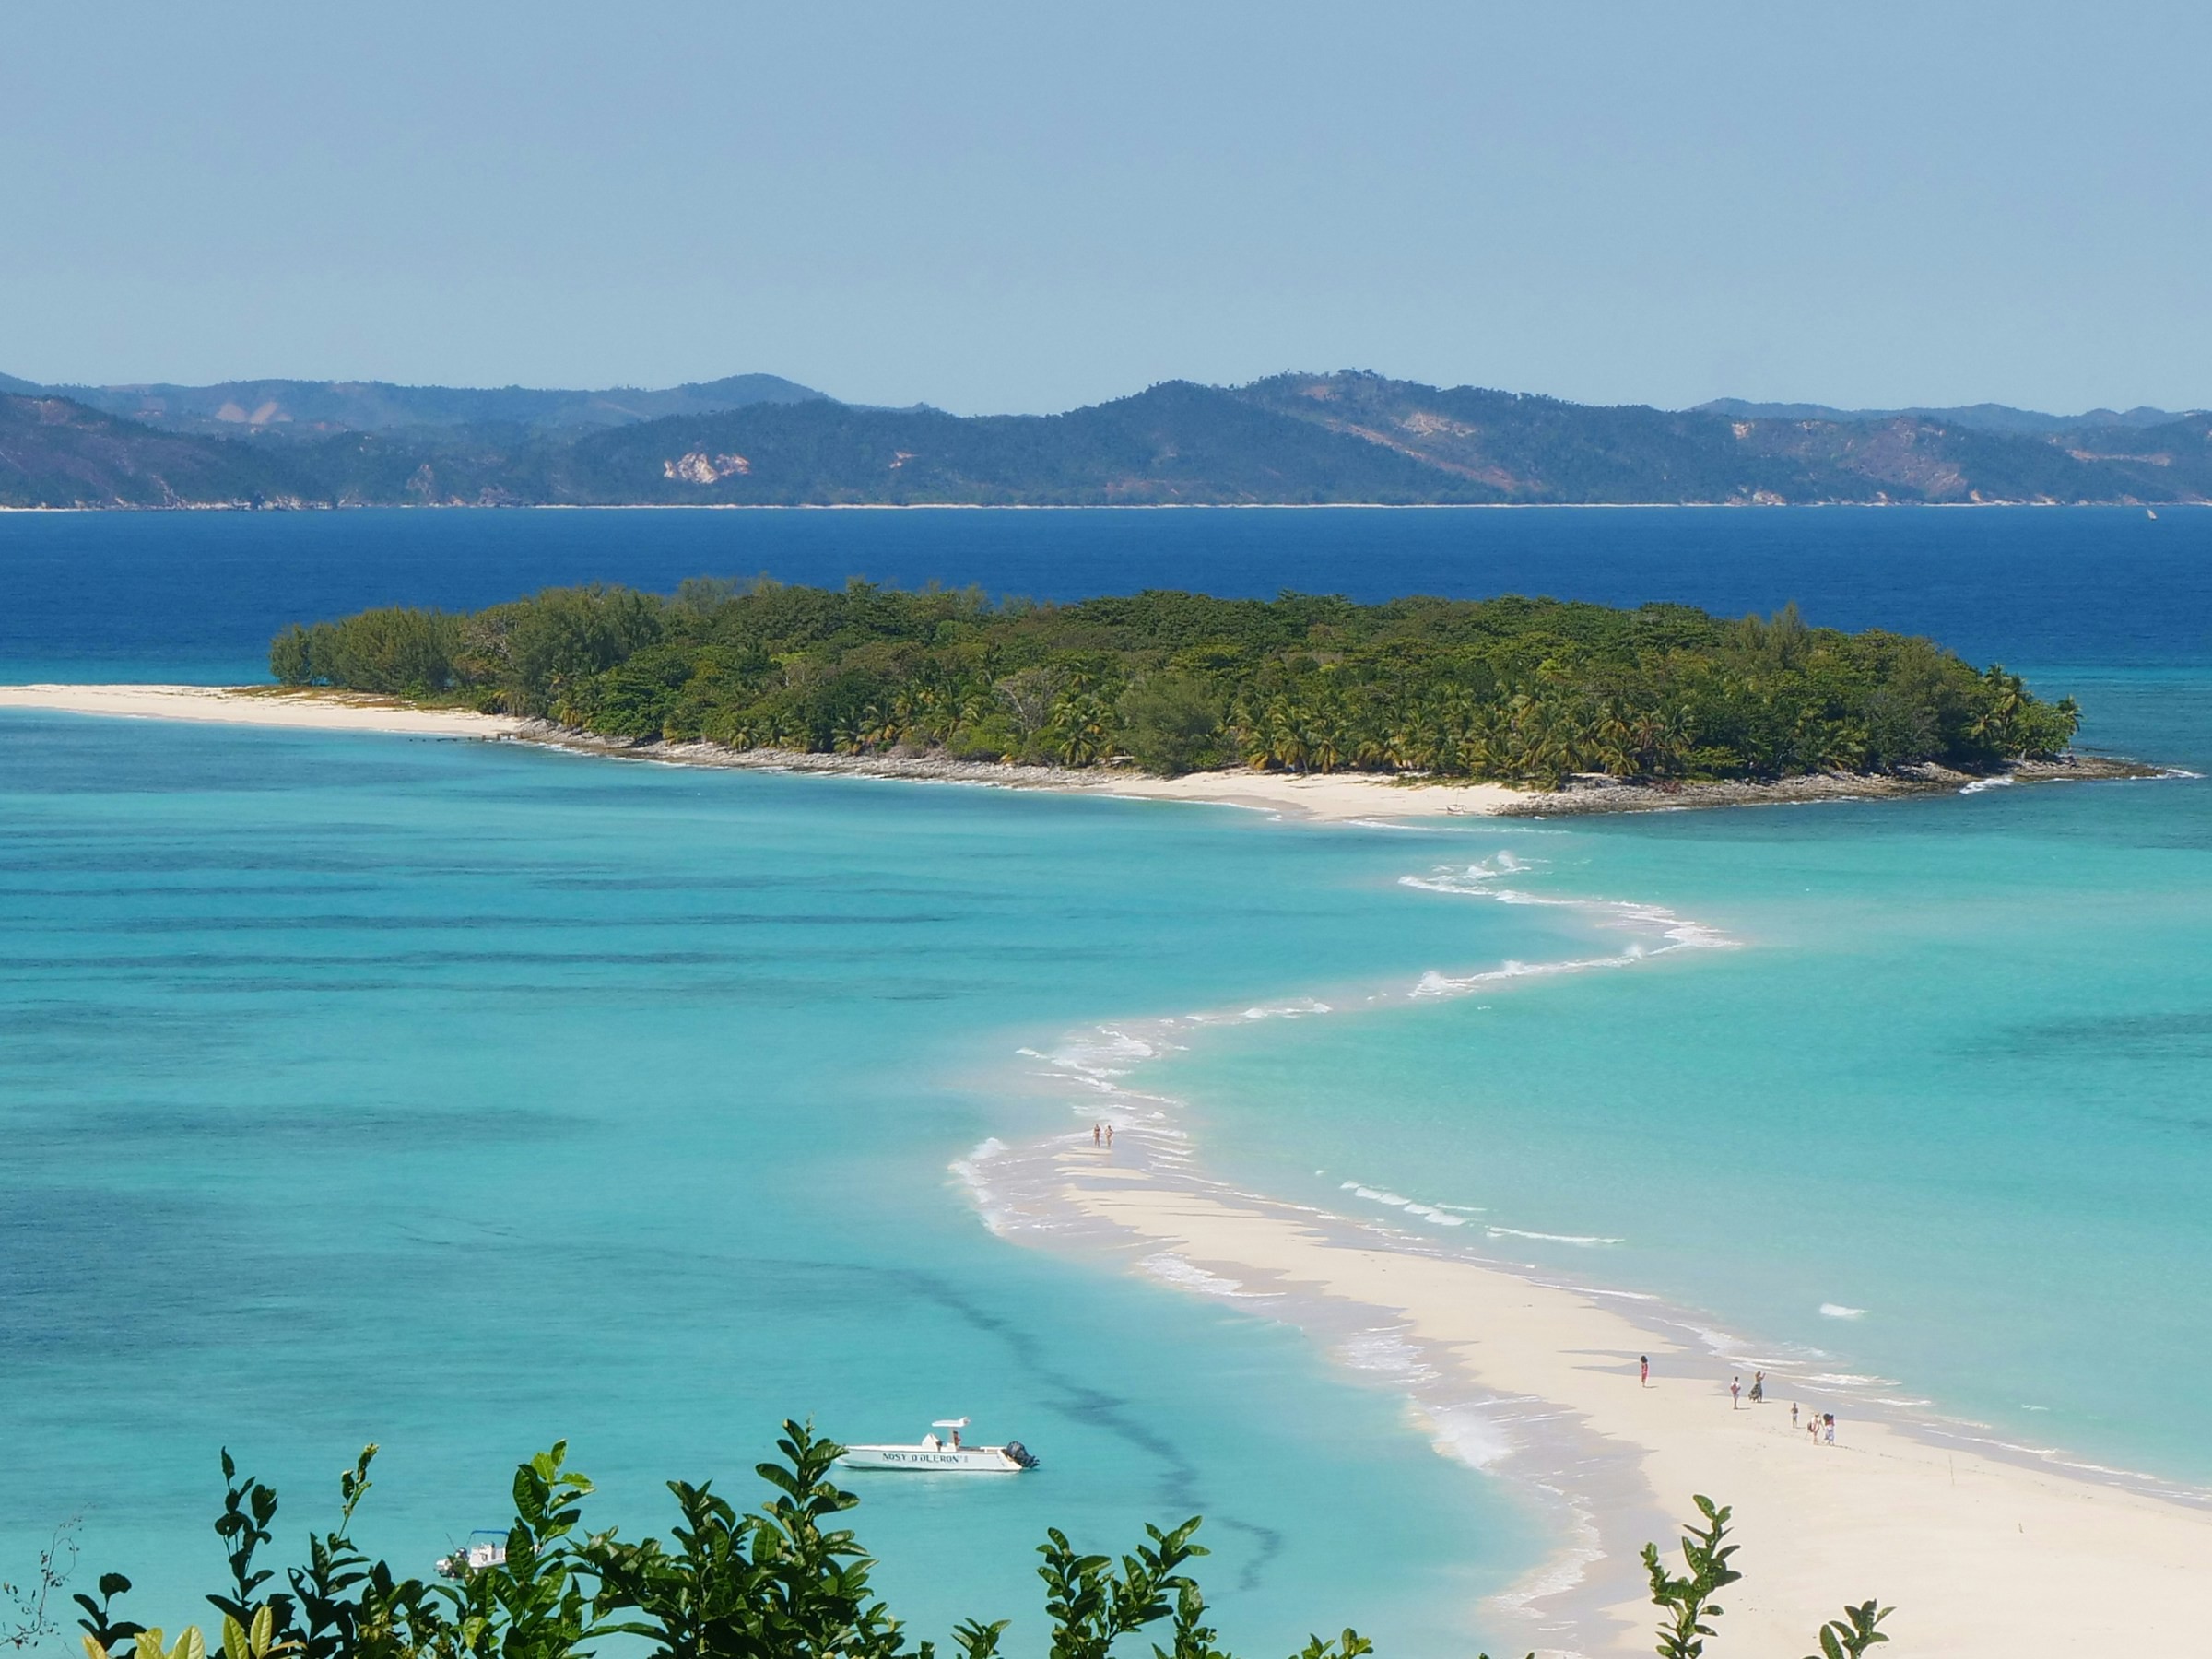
top-left (512, 722), bottom-right (1107, 789)
top-left (509, 720), bottom-right (2169, 818)
top-left (1488, 753), bottom-right (2168, 817)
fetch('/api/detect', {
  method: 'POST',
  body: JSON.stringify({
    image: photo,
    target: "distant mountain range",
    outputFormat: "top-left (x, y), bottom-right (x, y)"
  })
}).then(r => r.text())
top-left (1694, 398), bottom-right (2198, 436)
top-left (3, 369), bottom-right (2206, 508)
top-left (0, 371), bottom-right (825, 437)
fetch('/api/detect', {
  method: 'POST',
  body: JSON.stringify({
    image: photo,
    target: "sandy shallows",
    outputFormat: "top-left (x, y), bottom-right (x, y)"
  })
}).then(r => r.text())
top-left (0, 683), bottom-right (526, 737)
top-left (1058, 1168), bottom-right (2212, 1659)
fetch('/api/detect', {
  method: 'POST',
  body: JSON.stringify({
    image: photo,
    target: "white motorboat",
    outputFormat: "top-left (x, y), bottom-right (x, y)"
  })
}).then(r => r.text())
top-left (435, 1530), bottom-right (508, 1577)
top-left (837, 1417), bottom-right (1039, 1473)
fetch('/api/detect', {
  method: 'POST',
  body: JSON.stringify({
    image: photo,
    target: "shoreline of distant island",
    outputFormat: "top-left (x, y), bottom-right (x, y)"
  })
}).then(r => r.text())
top-left (0, 685), bottom-right (2171, 821)
top-left (511, 718), bottom-right (2169, 818)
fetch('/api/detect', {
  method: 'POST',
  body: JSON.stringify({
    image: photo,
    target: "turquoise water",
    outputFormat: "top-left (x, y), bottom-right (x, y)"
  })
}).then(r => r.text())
top-left (1145, 670), bottom-right (2212, 1488)
top-left (5, 508), bottom-right (2210, 1653)
top-left (0, 714), bottom-right (1598, 1654)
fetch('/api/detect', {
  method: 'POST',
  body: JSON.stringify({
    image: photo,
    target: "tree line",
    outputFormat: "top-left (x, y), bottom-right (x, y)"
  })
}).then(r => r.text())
top-left (271, 579), bottom-right (2079, 784)
top-left (6, 1424), bottom-right (1889, 1659)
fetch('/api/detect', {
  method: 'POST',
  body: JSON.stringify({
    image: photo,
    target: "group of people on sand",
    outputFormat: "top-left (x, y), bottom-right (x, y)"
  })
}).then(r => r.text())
top-left (1792, 1400), bottom-right (1838, 1444)
top-left (1641, 1357), bottom-right (1839, 1444)
top-left (1736, 1371), bottom-right (1839, 1441)
top-left (1730, 1371), bottom-right (1762, 1407)
top-left (1090, 1122), bottom-right (1114, 1147)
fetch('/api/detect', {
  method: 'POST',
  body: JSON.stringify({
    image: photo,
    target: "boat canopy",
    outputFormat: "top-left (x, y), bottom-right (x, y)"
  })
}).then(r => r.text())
top-left (931, 1417), bottom-right (971, 1429)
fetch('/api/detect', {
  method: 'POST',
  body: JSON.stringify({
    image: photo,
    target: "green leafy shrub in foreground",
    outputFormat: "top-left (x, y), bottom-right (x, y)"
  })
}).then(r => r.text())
top-left (271, 579), bottom-right (2079, 784)
top-left (8, 1422), bottom-right (1889, 1659)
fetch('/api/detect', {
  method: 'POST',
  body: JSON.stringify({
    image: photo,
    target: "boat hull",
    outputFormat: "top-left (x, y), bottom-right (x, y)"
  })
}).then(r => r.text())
top-left (837, 1444), bottom-right (1028, 1472)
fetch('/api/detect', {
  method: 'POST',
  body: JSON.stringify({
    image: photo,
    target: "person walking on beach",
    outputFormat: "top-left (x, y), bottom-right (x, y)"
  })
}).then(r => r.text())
top-left (1807, 1415), bottom-right (1819, 1443)
top-left (1104, 1123), bottom-right (1114, 1148)
top-left (1640, 1355), bottom-right (1649, 1388)
top-left (1092, 1123), bottom-right (1101, 1147)
top-left (1824, 1414), bottom-right (1837, 1446)
top-left (1749, 1371), bottom-right (1764, 1405)
top-left (1792, 1401), bottom-right (1800, 1430)
top-left (1731, 1376), bottom-right (1741, 1410)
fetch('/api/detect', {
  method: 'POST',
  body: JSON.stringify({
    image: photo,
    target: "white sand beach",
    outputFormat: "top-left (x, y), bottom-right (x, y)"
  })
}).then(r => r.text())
top-left (1060, 1165), bottom-right (2211, 1659)
top-left (0, 685), bottom-right (1513, 818)
top-left (0, 683), bottom-right (526, 737)
top-left (1096, 770), bottom-right (1524, 820)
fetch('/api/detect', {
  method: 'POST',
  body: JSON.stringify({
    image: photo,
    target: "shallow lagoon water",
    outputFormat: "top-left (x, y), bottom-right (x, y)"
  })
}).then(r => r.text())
top-left (3, 507), bottom-right (2209, 1651)
top-left (0, 714), bottom-right (1589, 1654)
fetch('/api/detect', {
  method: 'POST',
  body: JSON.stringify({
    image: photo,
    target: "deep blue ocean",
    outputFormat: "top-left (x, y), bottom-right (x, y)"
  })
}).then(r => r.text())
top-left (3, 507), bottom-right (2208, 1656)
top-left (2, 505), bottom-right (2206, 682)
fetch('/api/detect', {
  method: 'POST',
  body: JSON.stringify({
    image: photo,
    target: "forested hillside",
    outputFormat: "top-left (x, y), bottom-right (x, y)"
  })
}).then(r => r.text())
top-left (4, 371), bottom-right (826, 434)
top-left (0, 394), bottom-right (294, 506)
top-left (274, 579), bottom-right (2081, 783)
top-left (9, 370), bottom-right (2209, 507)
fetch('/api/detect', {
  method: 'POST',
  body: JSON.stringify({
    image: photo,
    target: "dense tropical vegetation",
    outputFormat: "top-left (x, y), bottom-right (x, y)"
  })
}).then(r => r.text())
top-left (272, 579), bottom-right (2079, 785)
top-left (5, 1425), bottom-right (1889, 1659)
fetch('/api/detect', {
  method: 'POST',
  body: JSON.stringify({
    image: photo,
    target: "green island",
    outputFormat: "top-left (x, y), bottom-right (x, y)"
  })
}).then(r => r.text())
top-left (273, 579), bottom-right (2079, 788)
top-left (6, 1422), bottom-right (1889, 1659)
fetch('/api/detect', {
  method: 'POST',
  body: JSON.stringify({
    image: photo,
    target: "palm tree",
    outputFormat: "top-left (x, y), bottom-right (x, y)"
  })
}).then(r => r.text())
top-left (1460, 702), bottom-right (1507, 780)
top-left (1227, 694), bottom-right (1269, 769)
top-left (1384, 714), bottom-right (1432, 773)
top-left (1592, 700), bottom-right (1633, 776)
top-left (1969, 665), bottom-right (2028, 754)
top-left (1654, 705), bottom-right (1696, 777)
top-left (863, 700), bottom-right (905, 750)
top-left (761, 704), bottom-right (806, 750)
top-left (1049, 693), bottom-right (1112, 766)
top-left (1263, 695), bottom-right (1309, 772)
top-left (1309, 718), bottom-right (1344, 774)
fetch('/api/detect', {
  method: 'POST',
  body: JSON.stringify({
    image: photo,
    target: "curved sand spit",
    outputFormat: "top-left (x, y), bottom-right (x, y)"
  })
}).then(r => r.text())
top-left (1062, 1165), bottom-right (2212, 1659)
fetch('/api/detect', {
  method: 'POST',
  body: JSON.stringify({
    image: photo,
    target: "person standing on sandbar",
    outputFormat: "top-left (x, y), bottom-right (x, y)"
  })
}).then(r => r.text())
top-left (1731, 1376), bottom-right (1741, 1409)
top-left (1640, 1355), bottom-right (1649, 1388)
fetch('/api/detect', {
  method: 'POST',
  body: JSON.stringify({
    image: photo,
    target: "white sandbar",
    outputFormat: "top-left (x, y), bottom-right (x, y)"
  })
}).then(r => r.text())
top-left (0, 683), bottom-right (524, 737)
top-left (1063, 1172), bottom-right (2212, 1658)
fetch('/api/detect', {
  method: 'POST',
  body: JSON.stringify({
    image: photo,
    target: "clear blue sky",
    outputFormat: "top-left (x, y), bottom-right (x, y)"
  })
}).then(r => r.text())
top-left (4, 2), bottom-right (2207, 415)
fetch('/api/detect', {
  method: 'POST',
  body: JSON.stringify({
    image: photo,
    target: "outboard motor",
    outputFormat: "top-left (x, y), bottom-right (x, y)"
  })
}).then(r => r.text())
top-left (1004, 1440), bottom-right (1040, 1468)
